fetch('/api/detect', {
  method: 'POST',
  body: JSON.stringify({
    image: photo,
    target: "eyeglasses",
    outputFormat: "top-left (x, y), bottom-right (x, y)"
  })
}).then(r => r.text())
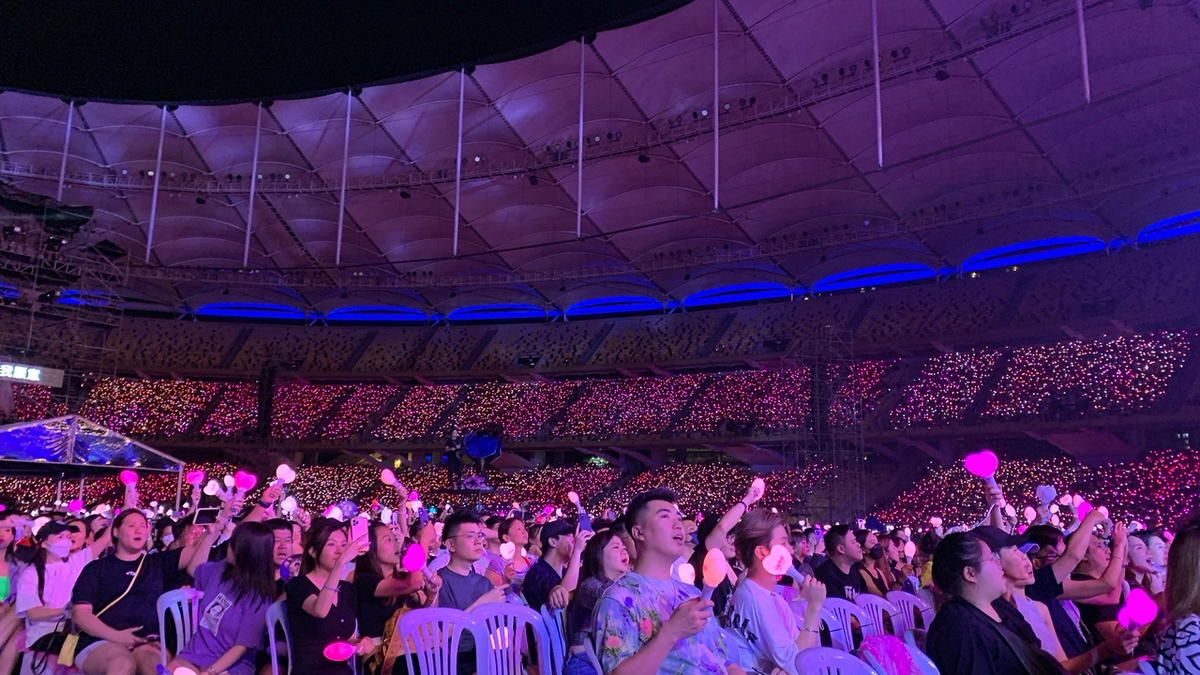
top-left (452, 533), bottom-right (486, 542)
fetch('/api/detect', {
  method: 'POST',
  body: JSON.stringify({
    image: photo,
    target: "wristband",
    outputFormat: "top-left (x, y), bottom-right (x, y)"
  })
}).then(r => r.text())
top-left (801, 625), bottom-right (820, 634)
top-left (258, 499), bottom-right (273, 509)
top-left (323, 584), bottom-right (340, 592)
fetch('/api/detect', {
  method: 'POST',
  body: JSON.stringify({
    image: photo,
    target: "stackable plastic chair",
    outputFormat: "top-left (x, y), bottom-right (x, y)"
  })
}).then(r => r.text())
top-left (861, 636), bottom-right (941, 674)
top-left (794, 647), bottom-right (881, 674)
top-left (265, 600), bottom-right (291, 675)
top-left (399, 607), bottom-right (478, 675)
top-left (887, 590), bottom-right (935, 632)
top-left (823, 597), bottom-right (872, 649)
top-left (470, 603), bottom-right (543, 675)
top-left (855, 594), bottom-right (902, 637)
top-left (156, 587), bottom-right (203, 666)
top-left (818, 604), bottom-right (851, 650)
top-left (538, 605), bottom-right (568, 675)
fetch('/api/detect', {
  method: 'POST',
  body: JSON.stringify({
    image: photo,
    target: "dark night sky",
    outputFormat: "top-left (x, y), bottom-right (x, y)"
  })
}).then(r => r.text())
top-left (0, 1), bottom-right (690, 104)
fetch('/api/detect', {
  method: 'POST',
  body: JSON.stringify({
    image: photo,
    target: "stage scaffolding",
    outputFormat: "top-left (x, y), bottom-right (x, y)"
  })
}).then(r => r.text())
top-left (0, 211), bottom-right (127, 415)
top-left (778, 323), bottom-right (868, 524)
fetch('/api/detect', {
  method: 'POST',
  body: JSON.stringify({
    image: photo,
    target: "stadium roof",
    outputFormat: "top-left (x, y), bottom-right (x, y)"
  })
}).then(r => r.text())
top-left (0, 415), bottom-right (184, 474)
top-left (0, 0), bottom-right (1197, 321)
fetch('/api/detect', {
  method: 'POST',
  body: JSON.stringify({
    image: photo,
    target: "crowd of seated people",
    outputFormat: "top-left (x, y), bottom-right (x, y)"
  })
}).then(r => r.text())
top-left (68, 327), bottom-right (1193, 443)
top-left (0, 455), bottom-right (1196, 675)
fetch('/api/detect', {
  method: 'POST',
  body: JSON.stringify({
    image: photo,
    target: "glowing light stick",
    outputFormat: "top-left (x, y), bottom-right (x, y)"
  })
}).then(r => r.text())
top-left (676, 563), bottom-right (696, 585)
top-left (233, 471), bottom-right (258, 498)
top-left (279, 496), bottom-right (298, 516)
top-left (500, 542), bottom-right (516, 560)
top-left (1117, 588), bottom-right (1158, 630)
top-left (273, 464), bottom-right (297, 487)
top-left (1023, 506), bottom-right (1037, 523)
top-left (186, 470), bottom-right (206, 486)
top-left (67, 498), bottom-right (84, 512)
top-left (567, 490), bottom-right (592, 531)
top-left (402, 542), bottom-right (427, 573)
top-left (700, 548), bottom-right (728, 601)
top-left (380, 468), bottom-right (397, 486)
top-left (929, 516), bottom-right (943, 528)
top-left (1076, 500), bottom-right (1093, 522)
top-left (903, 541), bottom-right (917, 558)
top-left (173, 667), bottom-right (198, 675)
top-left (963, 449), bottom-right (1004, 506)
top-left (119, 470), bottom-right (139, 486)
top-left (323, 641), bottom-right (356, 661)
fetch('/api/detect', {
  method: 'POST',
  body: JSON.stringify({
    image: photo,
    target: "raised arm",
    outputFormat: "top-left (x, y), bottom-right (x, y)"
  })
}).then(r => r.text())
top-left (184, 497), bottom-right (239, 576)
top-left (1050, 509), bottom-right (1106, 583)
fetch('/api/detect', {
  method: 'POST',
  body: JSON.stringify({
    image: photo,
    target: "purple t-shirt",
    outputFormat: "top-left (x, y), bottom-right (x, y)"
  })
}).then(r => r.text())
top-left (178, 562), bottom-right (271, 675)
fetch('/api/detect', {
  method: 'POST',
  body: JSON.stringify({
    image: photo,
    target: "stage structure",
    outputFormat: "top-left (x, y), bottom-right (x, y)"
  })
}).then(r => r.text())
top-left (0, 414), bottom-right (186, 508)
top-left (0, 183), bottom-right (128, 413)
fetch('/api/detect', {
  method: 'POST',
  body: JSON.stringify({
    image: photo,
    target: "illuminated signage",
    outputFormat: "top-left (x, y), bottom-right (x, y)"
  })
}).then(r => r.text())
top-left (0, 362), bottom-right (64, 387)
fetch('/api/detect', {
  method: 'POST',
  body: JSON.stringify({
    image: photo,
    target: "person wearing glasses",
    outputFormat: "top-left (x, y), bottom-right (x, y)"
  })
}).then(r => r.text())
top-left (435, 513), bottom-right (509, 672)
top-left (926, 532), bottom-right (1065, 674)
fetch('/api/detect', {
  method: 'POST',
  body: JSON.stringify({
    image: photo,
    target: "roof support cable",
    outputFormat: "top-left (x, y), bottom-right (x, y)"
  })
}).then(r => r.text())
top-left (453, 68), bottom-right (466, 257)
top-left (144, 105), bottom-right (167, 264)
top-left (335, 90), bottom-right (352, 266)
top-left (1075, 0), bottom-right (1092, 103)
top-left (871, 0), bottom-right (884, 168)
top-left (576, 38), bottom-right (586, 239)
top-left (55, 101), bottom-right (74, 202)
top-left (243, 103), bottom-right (263, 268)
top-left (712, 0), bottom-right (721, 211)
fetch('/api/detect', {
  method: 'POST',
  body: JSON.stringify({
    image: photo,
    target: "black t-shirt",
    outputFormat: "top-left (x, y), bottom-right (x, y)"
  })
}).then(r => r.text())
top-left (1069, 572), bottom-right (1121, 644)
top-left (522, 558), bottom-right (563, 610)
top-left (813, 559), bottom-right (867, 601)
top-left (285, 575), bottom-right (356, 675)
top-left (927, 597), bottom-right (1056, 675)
top-left (353, 569), bottom-right (411, 638)
top-left (71, 549), bottom-right (184, 649)
top-left (1026, 564), bottom-right (1091, 658)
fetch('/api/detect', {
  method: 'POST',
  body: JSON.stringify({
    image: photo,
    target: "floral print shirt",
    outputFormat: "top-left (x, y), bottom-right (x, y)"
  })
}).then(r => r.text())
top-left (594, 571), bottom-right (732, 674)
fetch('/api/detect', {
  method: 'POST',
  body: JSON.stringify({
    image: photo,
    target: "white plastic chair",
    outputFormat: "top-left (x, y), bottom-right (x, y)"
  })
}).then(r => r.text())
top-left (862, 640), bottom-right (940, 674)
top-left (794, 647), bottom-right (881, 674)
top-left (538, 605), bottom-right (567, 675)
top-left (583, 638), bottom-right (605, 674)
top-left (887, 590), bottom-right (935, 632)
top-left (855, 595), bottom-right (902, 637)
top-left (400, 607), bottom-right (478, 675)
top-left (818, 604), bottom-right (851, 650)
top-left (471, 602), bottom-right (543, 675)
top-left (266, 600), bottom-right (291, 675)
top-left (823, 597), bottom-right (872, 649)
top-left (157, 587), bottom-right (203, 666)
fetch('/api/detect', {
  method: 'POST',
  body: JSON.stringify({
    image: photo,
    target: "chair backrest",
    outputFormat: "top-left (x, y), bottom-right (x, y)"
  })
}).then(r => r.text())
top-left (819, 604), bottom-right (851, 651)
top-left (538, 605), bottom-right (568, 675)
top-left (265, 600), bottom-right (291, 675)
top-left (399, 607), bottom-right (478, 675)
top-left (156, 587), bottom-right (203, 667)
top-left (855, 595), bottom-right (902, 637)
top-left (470, 602), bottom-right (544, 675)
top-left (860, 635), bottom-right (940, 675)
top-left (887, 590), bottom-right (935, 632)
top-left (824, 597), bottom-right (871, 649)
top-left (794, 647), bottom-right (881, 674)
top-left (903, 641), bottom-right (941, 674)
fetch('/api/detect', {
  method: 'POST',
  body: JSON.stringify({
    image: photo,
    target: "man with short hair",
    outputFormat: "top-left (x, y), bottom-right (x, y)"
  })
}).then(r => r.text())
top-left (436, 512), bottom-right (509, 662)
top-left (593, 488), bottom-right (745, 675)
top-left (522, 519), bottom-right (590, 610)
top-left (813, 524), bottom-right (866, 600)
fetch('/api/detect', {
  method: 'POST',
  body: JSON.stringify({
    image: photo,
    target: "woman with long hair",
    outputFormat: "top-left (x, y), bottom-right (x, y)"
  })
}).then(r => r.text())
top-left (354, 521), bottom-right (439, 675)
top-left (926, 532), bottom-right (1065, 674)
top-left (1151, 525), bottom-right (1200, 672)
top-left (1128, 532), bottom-right (1166, 596)
top-left (285, 518), bottom-right (369, 675)
top-left (170, 522), bottom-right (278, 675)
top-left (0, 513), bottom-right (24, 675)
top-left (855, 529), bottom-right (896, 597)
top-left (564, 529), bottom-right (629, 675)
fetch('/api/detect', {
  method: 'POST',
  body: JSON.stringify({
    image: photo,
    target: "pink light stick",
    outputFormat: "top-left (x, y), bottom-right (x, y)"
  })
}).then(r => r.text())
top-left (185, 470), bottom-right (206, 486)
top-left (963, 449), bottom-right (1004, 507)
top-left (233, 471), bottom-right (258, 498)
top-left (118, 470), bottom-right (138, 486)
top-left (700, 548), bottom-right (727, 601)
top-left (323, 641), bottom-right (356, 662)
top-left (1117, 588), bottom-right (1158, 630)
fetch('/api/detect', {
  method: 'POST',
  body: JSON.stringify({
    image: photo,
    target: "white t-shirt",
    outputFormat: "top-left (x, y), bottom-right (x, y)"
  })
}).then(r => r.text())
top-left (1012, 592), bottom-right (1066, 660)
top-left (16, 549), bottom-right (94, 645)
top-left (725, 578), bottom-right (802, 675)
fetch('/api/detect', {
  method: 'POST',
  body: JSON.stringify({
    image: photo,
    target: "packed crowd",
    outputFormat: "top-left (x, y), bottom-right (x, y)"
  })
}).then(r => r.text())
top-left (54, 328), bottom-right (1193, 443)
top-left (78, 239), bottom-right (1196, 377)
top-left (0, 456), bottom-right (1197, 675)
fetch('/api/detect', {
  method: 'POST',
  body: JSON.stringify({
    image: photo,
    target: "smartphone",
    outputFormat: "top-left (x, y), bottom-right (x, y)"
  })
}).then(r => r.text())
top-left (350, 516), bottom-right (370, 544)
top-left (193, 507), bottom-right (219, 525)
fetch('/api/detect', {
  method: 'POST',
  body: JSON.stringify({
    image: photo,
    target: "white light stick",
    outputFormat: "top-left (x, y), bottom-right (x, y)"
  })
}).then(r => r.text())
top-left (676, 562), bottom-right (696, 586)
top-left (700, 548), bottom-right (727, 601)
top-left (273, 464), bottom-right (297, 487)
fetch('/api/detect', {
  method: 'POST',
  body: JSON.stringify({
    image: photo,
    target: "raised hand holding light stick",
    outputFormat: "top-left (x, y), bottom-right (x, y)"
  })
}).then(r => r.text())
top-left (700, 548), bottom-right (728, 601)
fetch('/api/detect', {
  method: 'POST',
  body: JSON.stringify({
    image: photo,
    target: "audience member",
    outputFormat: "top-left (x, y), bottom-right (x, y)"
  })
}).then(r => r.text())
top-left (564, 529), bottom-right (629, 675)
top-left (814, 524), bottom-right (866, 601)
top-left (285, 518), bottom-right (369, 675)
top-left (1150, 525), bottom-right (1200, 673)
